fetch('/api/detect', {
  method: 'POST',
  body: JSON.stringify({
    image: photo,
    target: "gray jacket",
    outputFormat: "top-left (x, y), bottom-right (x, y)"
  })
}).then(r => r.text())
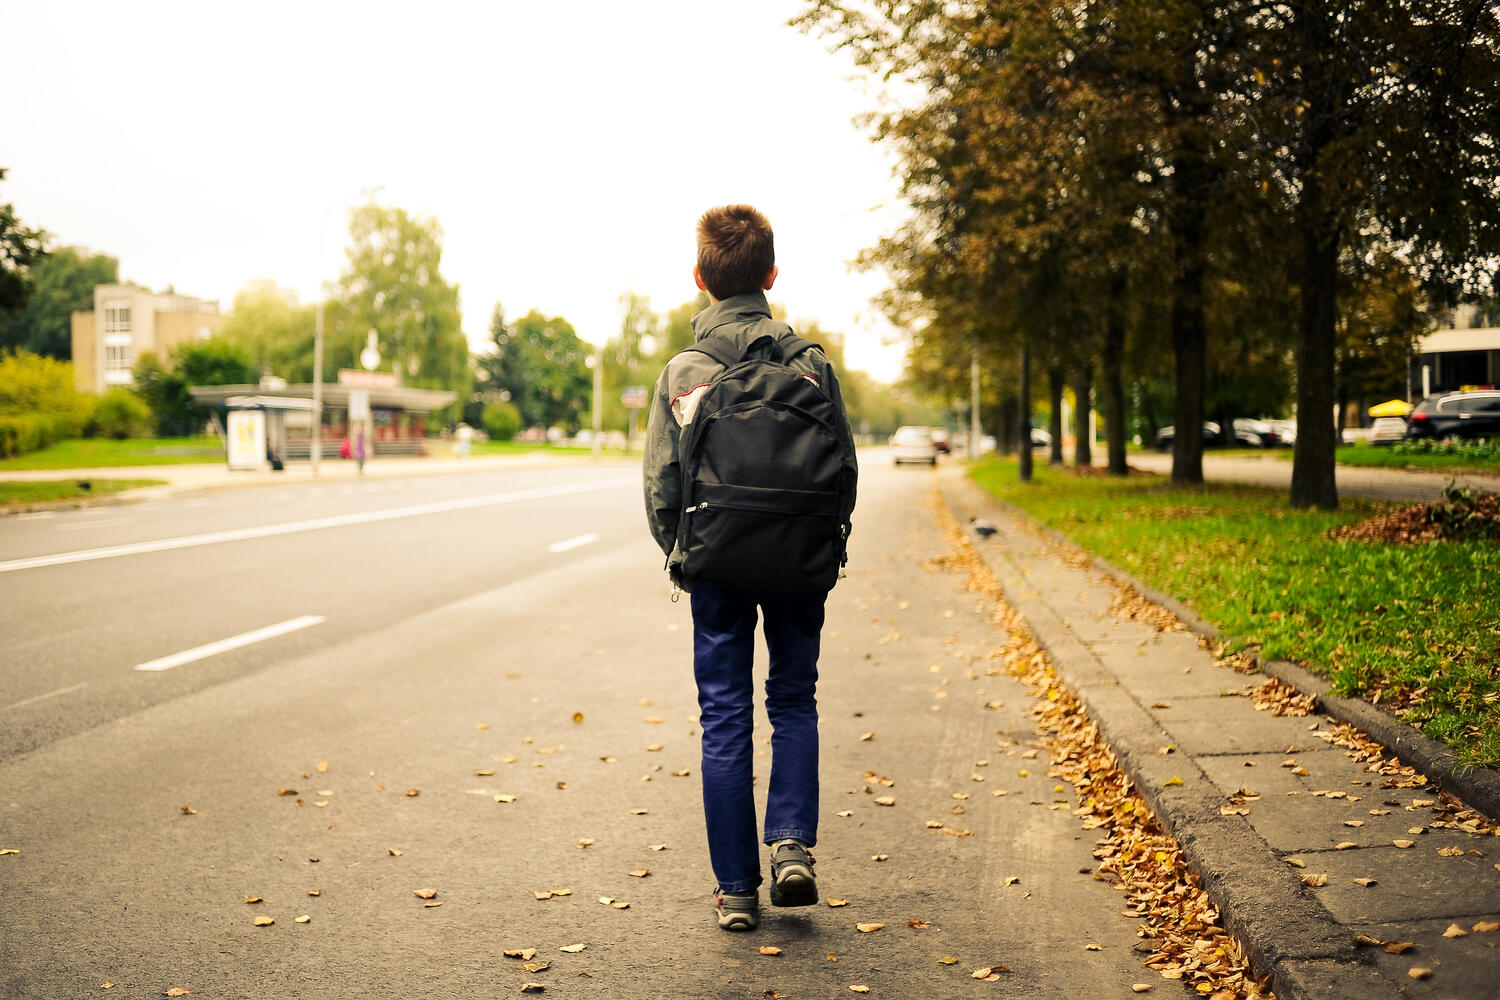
top-left (642, 292), bottom-right (859, 573)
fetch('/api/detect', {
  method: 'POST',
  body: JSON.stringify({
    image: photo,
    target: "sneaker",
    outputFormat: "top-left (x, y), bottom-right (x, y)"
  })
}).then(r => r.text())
top-left (715, 887), bottom-right (758, 931)
top-left (768, 839), bottom-right (817, 907)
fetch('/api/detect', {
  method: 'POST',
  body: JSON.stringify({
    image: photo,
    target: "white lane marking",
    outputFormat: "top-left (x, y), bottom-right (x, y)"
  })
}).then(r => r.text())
top-left (133, 615), bottom-right (327, 672)
top-left (547, 532), bottom-right (600, 553)
top-left (1, 682), bottom-right (88, 713)
top-left (0, 476), bottom-right (637, 574)
top-left (81, 508), bottom-right (118, 516)
top-left (56, 517), bottom-right (134, 531)
top-left (16, 511), bottom-right (55, 520)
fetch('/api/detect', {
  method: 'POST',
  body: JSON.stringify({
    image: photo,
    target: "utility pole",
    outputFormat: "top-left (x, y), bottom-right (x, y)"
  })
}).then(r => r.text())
top-left (592, 346), bottom-right (603, 461)
top-left (311, 300), bottom-right (324, 476)
top-left (969, 350), bottom-right (981, 461)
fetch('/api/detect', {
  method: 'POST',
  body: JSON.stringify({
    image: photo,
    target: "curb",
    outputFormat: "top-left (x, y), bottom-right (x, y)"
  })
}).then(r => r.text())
top-left (938, 479), bottom-right (1407, 1000)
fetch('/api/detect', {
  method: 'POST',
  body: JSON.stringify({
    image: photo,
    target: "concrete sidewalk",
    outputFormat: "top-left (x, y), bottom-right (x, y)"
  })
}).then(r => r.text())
top-left (941, 475), bottom-right (1500, 1000)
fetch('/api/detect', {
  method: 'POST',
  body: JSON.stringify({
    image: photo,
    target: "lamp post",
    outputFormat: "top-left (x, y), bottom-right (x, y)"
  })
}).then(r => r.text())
top-left (311, 300), bottom-right (324, 476)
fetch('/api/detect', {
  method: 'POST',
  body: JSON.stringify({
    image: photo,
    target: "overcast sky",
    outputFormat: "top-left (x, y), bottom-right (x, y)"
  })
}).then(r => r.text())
top-left (0, 1), bottom-right (912, 381)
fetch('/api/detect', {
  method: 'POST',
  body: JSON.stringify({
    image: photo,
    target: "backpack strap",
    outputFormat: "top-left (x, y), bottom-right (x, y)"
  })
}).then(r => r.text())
top-left (777, 335), bottom-right (819, 364)
top-left (686, 332), bottom-right (821, 368)
top-left (683, 334), bottom-right (748, 368)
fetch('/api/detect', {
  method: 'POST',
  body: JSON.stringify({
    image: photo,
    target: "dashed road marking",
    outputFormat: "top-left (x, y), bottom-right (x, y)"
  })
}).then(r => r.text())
top-left (547, 533), bottom-right (600, 553)
top-left (133, 615), bottom-right (327, 672)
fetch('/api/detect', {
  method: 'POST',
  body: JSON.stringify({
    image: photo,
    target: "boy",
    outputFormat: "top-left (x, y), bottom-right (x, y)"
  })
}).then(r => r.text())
top-left (643, 204), bottom-right (858, 931)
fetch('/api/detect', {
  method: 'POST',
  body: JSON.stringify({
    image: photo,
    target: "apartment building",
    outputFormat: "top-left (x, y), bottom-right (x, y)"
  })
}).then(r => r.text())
top-left (71, 284), bottom-right (223, 393)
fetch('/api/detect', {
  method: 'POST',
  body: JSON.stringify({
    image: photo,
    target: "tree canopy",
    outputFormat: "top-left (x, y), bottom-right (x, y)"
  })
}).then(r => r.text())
top-left (1, 246), bottom-right (117, 359)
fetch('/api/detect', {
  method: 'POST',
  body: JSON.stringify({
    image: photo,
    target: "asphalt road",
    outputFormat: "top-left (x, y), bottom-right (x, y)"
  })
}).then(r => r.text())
top-left (2, 456), bottom-right (1186, 998)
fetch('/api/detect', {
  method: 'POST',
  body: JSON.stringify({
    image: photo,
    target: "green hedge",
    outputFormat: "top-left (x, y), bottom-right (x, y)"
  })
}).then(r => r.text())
top-left (0, 411), bottom-right (77, 458)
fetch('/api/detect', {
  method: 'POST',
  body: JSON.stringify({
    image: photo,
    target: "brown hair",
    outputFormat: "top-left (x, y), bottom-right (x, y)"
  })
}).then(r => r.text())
top-left (696, 204), bottom-right (775, 299)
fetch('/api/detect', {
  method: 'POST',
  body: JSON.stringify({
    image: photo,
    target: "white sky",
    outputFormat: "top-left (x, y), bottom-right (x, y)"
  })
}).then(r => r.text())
top-left (0, 1), bottom-right (912, 382)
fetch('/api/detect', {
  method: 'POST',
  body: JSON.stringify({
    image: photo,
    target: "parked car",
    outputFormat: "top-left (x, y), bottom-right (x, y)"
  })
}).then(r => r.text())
top-left (1153, 422), bottom-right (1221, 451)
top-left (1029, 426), bottom-right (1052, 448)
top-left (1404, 389), bottom-right (1500, 441)
top-left (1368, 416), bottom-right (1408, 446)
top-left (890, 425), bottom-right (938, 465)
top-left (930, 428), bottom-right (952, 453)
top-left (1266, 419), bottom-right (1297, 446)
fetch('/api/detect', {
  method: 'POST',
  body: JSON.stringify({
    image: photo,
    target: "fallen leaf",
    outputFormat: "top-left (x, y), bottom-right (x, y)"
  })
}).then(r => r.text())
top-left (276, 789), bottom-right (297, 796)
top-left (558, 943), bottom-right (586, 953)
top-left (476, 722), bottom-right (490, 730)
top-left (550, 888), bottom-right (572, 896)
top-left (1005, 877), bottom-right (1020, 886)
top-left (628, 868), bottom-right (651, 878)
top-left (404, 789), bottom-right (420, 797)
top-left (850, 987), bottom-right (870, 994)
top-left (533, 891), bottom-right (554, 900)
top-left (630, 808), bottom-right (649, 815)
top-left (253, 917), bottom-right (275, 927)
top-left (860, 732), bottom-right (875, 742)
top-left (856, 923), bottom-right (884, 933)
top-left (1335, 842), bottom-right (1358, 850)
top-left (475, 769), bottom-right (494, 776)
top-left (1443, 924), bottom-right (1468, 938)
top-left (1408, 968), bottom-right (1432, 980)
top-left (1284, 858), bottom-right (1307, 868)
top-left (1132, 986), bottom-right (1153, 994)
top-left (295, 915), bottom-right (311, 924)
top-left (1343, 820), bottom-right (1364, 828)
top-left (1300, 873), bottom-right (1329, 887)
top-left (1162, 777), bottom-right (1183, 787)
top-left (1393, 840), bottom-right (1415, 848)
top-left (645, 744), bottom-right (663, 752)
top-left (501, 755), bottom-right (518, 763)
top-left (643, 716), bottom-right (664, 724)
top-left (423, 901), bottom-right (443, 908)
top-left (672, 769), bottom-right (691, 777)
top-left (413, 889), bottom-right (437, 900)
top-left (495, 794), bottom-right (517, 803)
top-left (760, 946), bottom-right (782, 956)
top-left (906, 920), bottom-right (931, 929)
top-left (388, 848), bottom-right (402, 856)
top-left (925, 820), bottom-right (944, 829)
top-left (874, 796), bottom-right (896, 807)
top-left (576, 839), bottom-right (595, 849)
top-left (837, 810), bottom-right (854, 817)
top-left (1382, 941), bottom-right (1415, 954)
top-left (1473, 921), bottom-right (1500, 933)
top-left (871, 854), bottom-right (889, 861)
top-left (166, 991), bottom-right (191, 998)
top-left (1437, 846), bottom-right (1465, 857)
top-left (179, 806), bottom-right (197, 815)
top-left (101, 983), bottom-right (114, 990)
top-left (827, 898), bottom-right (850, 907)
top-left (600, 756), bottom-right (618, 764)
top-left (971, 964), bottom-right (1010, 979)
top-left (1353, 878), bottom-right (1377, 887)
top-left (520, 984), bottom-right (545, 993)
top-left (649, 844), bottom-right (668, 851)
top-left (1084, 943), bottom-right (1101, 951)
top-left (611, 901), bottom-right (630, 909)
top-left (504, 948), bottom-right (538, 960)
top-left (938, 956), bottom-right (960, 965)
top-left (523, 961), bottom-right (550, 974)
top-left (572, 712), bottom-right (584, 723)
top-left (307, 889), bottom-right (321, 897)
top-left (0, 849), bottom-right (18, 856)
top-left (555, 782), bottom-right (568, 790)
top-left (244, 896), bottom-right (263, 904)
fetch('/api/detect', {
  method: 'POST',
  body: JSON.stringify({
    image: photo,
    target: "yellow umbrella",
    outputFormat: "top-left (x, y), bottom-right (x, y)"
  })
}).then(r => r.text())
top-left (1368, 399), bottom-right (1412, 418)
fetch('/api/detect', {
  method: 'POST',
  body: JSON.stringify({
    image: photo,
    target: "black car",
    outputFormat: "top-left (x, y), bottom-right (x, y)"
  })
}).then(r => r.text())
top-left (1404, 389), bottom-right (1500, 441)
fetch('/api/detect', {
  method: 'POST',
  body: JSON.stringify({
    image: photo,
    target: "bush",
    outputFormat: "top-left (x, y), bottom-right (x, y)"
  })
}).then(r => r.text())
top-left (89, 388), bottom-right (153, 439)
top-left (482, 400), bottom-right (522, 442)
top-left (1391, 437), bottom-right (1500, 461)
top-left (0, 350), bottom-right (92, 437)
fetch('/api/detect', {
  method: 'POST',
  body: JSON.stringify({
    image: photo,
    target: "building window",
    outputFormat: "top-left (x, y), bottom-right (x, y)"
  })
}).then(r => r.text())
top-left (104, 302), bottom-right (131, 336)
top-left (105, 343), bottom-right (133, 383)
top-left (103, 299), bottom-right (133, 384)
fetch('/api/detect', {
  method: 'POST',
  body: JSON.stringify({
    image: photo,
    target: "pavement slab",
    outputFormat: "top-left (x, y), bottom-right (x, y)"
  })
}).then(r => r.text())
top-left (943, 473), bottom-right (1500, 1000)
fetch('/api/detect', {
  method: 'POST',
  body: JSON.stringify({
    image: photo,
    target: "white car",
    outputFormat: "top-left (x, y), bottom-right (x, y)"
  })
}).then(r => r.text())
top-left (1368, 416), bottom-right (1407, 446)
top-left (890, 425), bottom-right (938, 465)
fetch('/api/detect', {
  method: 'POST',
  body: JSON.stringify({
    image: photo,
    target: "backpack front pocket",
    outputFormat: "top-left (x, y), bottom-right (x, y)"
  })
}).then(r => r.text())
top-left (681, 483), bottom-right (842, 593)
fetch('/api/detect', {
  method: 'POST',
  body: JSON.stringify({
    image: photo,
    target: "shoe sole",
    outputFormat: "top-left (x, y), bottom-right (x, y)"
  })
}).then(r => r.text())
top-left (718, 912), bottom-right (758, 931)
top-left (769, 871), bottom-right (817, 907)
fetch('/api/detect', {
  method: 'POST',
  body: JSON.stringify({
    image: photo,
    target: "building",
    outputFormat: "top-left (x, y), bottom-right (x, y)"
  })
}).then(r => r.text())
top-left (71, 284), bottom-right (223, 393)
top-left (1412, 304), bottom-right (1500, 397)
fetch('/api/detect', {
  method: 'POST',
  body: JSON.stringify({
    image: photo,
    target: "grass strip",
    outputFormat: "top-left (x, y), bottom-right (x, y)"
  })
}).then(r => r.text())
top-left (0, 437), bottom-right (223, 470)
top-left (0, 479), bottom-right (165, 506)
top-left (1328, 441), bottom-right (1500, 474)
top-left (970, 459), bottom-right (1500, 769)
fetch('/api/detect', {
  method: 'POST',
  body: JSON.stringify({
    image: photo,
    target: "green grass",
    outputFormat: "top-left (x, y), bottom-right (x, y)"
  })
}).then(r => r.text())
top-left (970, 460), bottom-right (1500, 768)
top-left (1332, 440), bottom-right (1500, 474)
top-left (0, 437), bottom-right (223, 470)
top-left (0, 478), bottom-right (165, 506)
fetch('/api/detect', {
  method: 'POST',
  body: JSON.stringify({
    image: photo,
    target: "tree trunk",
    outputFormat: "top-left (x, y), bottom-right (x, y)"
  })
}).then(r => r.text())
top-left (1291, 206), bottom-right (1341, 508)
top-left (1102, 275), bottom-right (1129, 475)
top-left (1047, 366), bottom-right (1065, 465)
top-left (1018, 341), bottom-right (1033, 482)
top-left (1170, 141), bottom-right (1208, 486)
top-left (1073, 363), bottom-right (1093, 468)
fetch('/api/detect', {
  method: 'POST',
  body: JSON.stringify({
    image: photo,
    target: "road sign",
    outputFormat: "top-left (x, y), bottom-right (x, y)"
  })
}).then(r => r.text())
top-left (622, 386), bottom-right (648, 409)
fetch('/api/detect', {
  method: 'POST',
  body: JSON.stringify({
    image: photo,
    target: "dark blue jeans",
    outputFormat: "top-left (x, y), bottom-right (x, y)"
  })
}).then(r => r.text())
top-left (691, 582), bottom-right (825, 893)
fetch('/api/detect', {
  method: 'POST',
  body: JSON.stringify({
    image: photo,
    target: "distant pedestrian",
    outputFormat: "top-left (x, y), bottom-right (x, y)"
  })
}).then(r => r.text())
top-left (340, 435), bottom-right (352, 461)
top-left (643, 204), bottom-right (859, 931)
top-left (355, 428), bottom-right (366, 474)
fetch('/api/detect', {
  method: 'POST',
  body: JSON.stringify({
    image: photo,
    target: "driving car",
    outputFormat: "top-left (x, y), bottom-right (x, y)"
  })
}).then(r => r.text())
top-left (890, 425), bottom-right (938, 465)
top-left (930, 428), bottom-right (952, 453)
top-left (1404, 389), bottom-right (1500, 441)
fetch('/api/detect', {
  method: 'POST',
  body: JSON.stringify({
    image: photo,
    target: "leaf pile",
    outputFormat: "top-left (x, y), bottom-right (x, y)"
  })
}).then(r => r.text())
top-left (932, 494), bottom-right (1272, 999)
top-left (1325, 488), bottom-right (1500, 546)
top-left (1249, 678), bottom-right (1315, 717)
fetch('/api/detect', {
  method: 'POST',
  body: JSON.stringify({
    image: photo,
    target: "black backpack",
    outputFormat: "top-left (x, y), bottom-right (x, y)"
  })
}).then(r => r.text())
top-left (672, 332), bottom-right (855, 594)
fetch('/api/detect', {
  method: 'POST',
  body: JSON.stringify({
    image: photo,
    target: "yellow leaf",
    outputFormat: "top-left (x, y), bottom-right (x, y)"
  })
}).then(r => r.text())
top-left (576, 838), bottom-right (595, 849)
top-left (1473, 921), bottom-right (1500, 933)
top-left (494, 794), bottom-right (517, 803)
top-left (860, 731), bottom-right (875, 741)
top-left (856, 923), bottom-right (884, 933)
top-left (1132, 986), bottom-right (1153, 994)
top-left (851, 987), bottom-right (870, 994)
top-left (404, 789), bottom-right (420, 797)
top-left (504, 948), bottom-right (538, 960)
top-left (643, 716), bottom-right (664, 724)
top-left (1353, 877), bottom-right (1377, 887)
top-left (501, 755), bottom-right (518, 764)
top-left (649, 844), bottom-right (668, 851)
top-left (1163, 777), bottom-right (1183, 787)
top-left (244, 896), bottom-right (263, 904)
top-left (938, 956), bottom-right (959, 965)
top-left (827, 898), bottom-right (850, 907)
top-left (600, 756), bottom-right (618, 763)
top-left (555, 782), bottom-right (568, 790)
top-left (1300, 873), bottom-right (1329, 887)
top-left (1382, 941), bottom-right (1414, 954)
top-left (0, 849), bottom-right (18, 856)
top-left (101, 983), bottom-right (114, 990)
top-left (628, 868), bottom-right (651, 878)
top-left (413, 889), bottom-right (437, 899)
top-left (1393, 840), bottom-right (1415, 849)
top-left (672, 769), bottom-right (691, 777)
top-left (474, 769), bottom-right (494, 776)
top-left (316, 761), bottom-right (329, 773)
top-left (307, 889), bottom-right (321, 897)
top-left (1408, 968), bottom-right (1432, 980)
top-left (1084, 943), bottom-right (1101, 951)
top-left (874, 797), bottom-right (896, 807)
top-left (1284, 858), bottom-right (1306, 868)
top-left (533, 891), bottom-right (553, 900)
top-left (1335, 842), bottom-right (1358, 850)
top-left (294, 915), bottom-right (310, 924)
top-left (837, 810), bottom-right (854, 817)
top-left (179, 806), bottom-right (197, 815)
top-left (166, 991), bottom-right (191, 998)
top-left (276, 789), bottom-right (297, 796)
top-left (520, 984), bottom-right (545, 993)
top-left (630, 808), bottom-right (649, 815)
top-left (906, 920), bottom-right (931, 929)
top-left (550, 888), bottom-right (572, 896)
top-left (925, 821), bottom-right (943, 829)
top-left (523, 961), bottom-right (550, 974)
top-left (572, 712), bottom-right (584, 723)
top-left (759, 946), bottom-right (783, 956)
top-left (253, 916), bottom-right (275, 926)
top-left (559, 943), bottom-right (586, 953)
top-left (476, 722), bottom-right (490, 730)
top-left (423, 901), bottom-right (443, 908)
top-left (612, 901), bottom-right (630, 909)
top-left (871, 854), bottom-right (889, 861)
top-left (1443, 924), bottom-right (1468, 938)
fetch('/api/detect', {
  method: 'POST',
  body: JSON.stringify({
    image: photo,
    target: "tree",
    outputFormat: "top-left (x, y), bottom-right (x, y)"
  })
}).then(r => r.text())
top-left (0, 168), bottom-right (48, 334)
top-left (323, 201), bottom-right (472, 420)
top-left (217, 283), bottom-right (316, 381)
top-left (1, 246), bottom-right (118, 358)
top-left (134, 340), bottom-right (254, 436)
top-left (477, 305), bottom-right (592, 432)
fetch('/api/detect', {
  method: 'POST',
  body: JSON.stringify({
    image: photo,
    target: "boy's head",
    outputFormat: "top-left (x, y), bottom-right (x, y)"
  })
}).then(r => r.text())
top-left (694, 204), bottom-right (777, 301)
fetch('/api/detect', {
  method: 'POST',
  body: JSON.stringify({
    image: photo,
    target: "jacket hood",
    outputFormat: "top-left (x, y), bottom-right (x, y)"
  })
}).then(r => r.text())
top-left (691, 292), bottom-right (782, 346)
